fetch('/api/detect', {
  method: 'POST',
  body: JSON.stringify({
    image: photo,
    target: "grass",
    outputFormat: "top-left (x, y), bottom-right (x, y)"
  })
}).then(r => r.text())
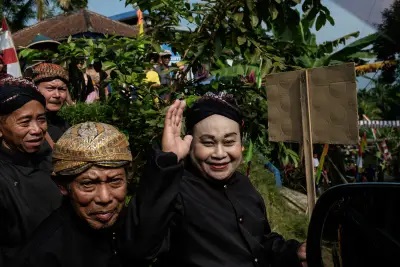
top-left (240, 155), bottom-right (309, 241)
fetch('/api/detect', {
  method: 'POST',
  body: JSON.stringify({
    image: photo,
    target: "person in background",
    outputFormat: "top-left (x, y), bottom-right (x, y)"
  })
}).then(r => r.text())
top-left (313, 153), bottom-right (320, 171)
top-left (0, 77), bottom-right (62, 266)
top-left (11, 122), bottom-right (135, 267)
top-left (0, 54), bottom-right (13, 80)
top-left (0, 54), bottom-right (10, 79)
top-left (144, 53), bottom-right (161, 88)
top-left (155, 50), bottom-right (172, 87)
top-left (131, 93), bottom-right (307, 267)
top-left (86, 61), bottom-right (109, 101)
top-left (30, 63), bottom-right (71, 144)
top-left (365, 164), bottom-right (375, 182)
top-left (68, 58), bottom-right (94, 102)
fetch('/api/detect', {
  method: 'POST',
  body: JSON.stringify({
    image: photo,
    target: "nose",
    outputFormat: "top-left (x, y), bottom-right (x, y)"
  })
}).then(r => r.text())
top-left (95, 184), bottom-right (113, 206)
top-left (212, 144), bottom-right (227, 159)
top-left (53, 89), bottom-right (60, 98)
top-left (29, 122), bottom-right (42, 135)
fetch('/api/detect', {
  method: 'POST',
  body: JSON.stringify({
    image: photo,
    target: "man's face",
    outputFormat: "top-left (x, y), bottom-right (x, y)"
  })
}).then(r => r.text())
top-left (190, 115), bottom-right (243, 181)
top-left (162, 56), bottom-right (171, 66)
top-left (37, 79), bottom-right (68, 112)
top-left (0, 100), bottom-right (47, 153)
top-left (77, 61), bottom-right (84, 70)
top-left (61, 166), bottom-right (127, 230)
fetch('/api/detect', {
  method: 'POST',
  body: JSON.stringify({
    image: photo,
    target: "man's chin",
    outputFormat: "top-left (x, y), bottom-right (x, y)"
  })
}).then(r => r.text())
top-left (22, 147), bottom-right (41, 154)
top-left (206, 170), bottom-right (233, 181)
top-left (47, 104), bottom-right (62, 112)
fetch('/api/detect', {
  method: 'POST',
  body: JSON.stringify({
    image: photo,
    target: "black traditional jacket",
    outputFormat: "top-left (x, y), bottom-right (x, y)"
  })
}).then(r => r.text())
top-left (46, 112), bottom-right (70, 142)
top-left (10, 200), bottom-right (144, 267)
top-left (131, 149), bottom-right (302, 267)
top-left (0, 145), bottom-right (62, 266)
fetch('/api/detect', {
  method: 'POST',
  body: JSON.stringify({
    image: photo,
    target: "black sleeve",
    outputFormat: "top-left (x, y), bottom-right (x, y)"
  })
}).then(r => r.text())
top-left (127, 146), bottom-right (183, 259)
top-left (0, 189), bottom-right (7, 246)
top-left (11, 251), bottom-right (61, 267)
top-left (261, 195), bottom-right (303, 267)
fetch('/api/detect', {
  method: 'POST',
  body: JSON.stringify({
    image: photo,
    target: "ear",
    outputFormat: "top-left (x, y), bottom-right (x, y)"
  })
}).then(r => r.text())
top-left (0, 123), bottom-right (4, 138)
top-left (56, 182), bottom-right (69, 196)
top-left (242, 146), bottom-right (245, 152)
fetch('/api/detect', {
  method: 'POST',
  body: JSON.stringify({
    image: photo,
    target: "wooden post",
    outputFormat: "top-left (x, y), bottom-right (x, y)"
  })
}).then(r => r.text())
top-left (300, 70), bottom-right (316, 217)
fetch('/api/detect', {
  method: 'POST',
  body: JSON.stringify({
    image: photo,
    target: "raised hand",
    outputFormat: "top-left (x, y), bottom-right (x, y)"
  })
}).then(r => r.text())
top-left (162, 100), bottom-right (193, 162)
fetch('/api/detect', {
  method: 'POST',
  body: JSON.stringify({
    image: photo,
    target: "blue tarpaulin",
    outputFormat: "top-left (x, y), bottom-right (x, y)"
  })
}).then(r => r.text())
top-left (264, 162), bottom-right (282, 188)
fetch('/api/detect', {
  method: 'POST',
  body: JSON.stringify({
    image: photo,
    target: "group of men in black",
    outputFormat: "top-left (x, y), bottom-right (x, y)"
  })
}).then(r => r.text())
top-left (0, 61), bottom-right (307, 267)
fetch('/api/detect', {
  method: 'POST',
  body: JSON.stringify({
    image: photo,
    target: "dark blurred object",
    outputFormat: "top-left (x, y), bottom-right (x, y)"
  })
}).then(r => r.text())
top-left (307, 183), bottom-right (400, 267)
top-left (25, 34), bottom-right (60, 52)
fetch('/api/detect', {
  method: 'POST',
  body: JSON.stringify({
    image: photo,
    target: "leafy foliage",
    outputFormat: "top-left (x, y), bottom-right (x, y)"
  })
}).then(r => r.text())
top-left (1, 0), bottom-right (36, 31)
top-left (374, 0), bottom-right (400, 83)
top-left (241, 154), bottom-right (308, 240)
top-left (124, 0), bottom-right (334, 86)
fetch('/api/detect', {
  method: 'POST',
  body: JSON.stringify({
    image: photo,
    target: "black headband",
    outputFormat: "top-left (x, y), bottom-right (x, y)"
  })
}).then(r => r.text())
top-left (0, 83), bottom-right (46, 115)
top-left (185, 92), bottom-right (243, 133)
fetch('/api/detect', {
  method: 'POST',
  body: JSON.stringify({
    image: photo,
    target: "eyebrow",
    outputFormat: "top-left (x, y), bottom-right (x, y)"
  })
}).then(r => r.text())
top-left (17, 113), bottom-right (46, 120)
top-left (199, 133), bottom-right (238, 139)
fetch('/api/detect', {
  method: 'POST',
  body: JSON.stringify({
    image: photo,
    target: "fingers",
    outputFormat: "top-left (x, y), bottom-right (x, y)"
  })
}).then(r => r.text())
top-left (175, 100), bottom-right (186, 129)
top-left (165, 100), bottom-right (181, 127)
top-left (168, 100), bottom-right (186, 127)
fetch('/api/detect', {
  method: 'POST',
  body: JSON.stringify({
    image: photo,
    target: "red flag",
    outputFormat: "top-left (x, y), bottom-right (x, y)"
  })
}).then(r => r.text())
top-left (137, 9), bottom-right (144, 35)
top-left (0, 18), bottom-right (22, 77)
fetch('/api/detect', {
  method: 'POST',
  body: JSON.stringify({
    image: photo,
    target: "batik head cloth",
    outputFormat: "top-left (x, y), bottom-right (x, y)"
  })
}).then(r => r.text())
top-left (31, 62), bottom-right (69, 84)
top-left (0, 76), bottom-right (46, 115)
top-left (185, 92), bottom-right (243, 133)
top-left (53, 122), bottom-right (132, 176)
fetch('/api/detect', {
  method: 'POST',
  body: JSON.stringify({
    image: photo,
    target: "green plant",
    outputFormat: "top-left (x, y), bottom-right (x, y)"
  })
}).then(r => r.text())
top-left (240, 153), bottom-right (308, 240)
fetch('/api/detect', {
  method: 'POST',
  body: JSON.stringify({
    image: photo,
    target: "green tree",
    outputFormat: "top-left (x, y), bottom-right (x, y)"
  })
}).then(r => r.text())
top-left (34, 0), bottom-right (88, 21)
top-left (1, 0), bottom-right (35, 31)
top-left (125, 0), bottom-right (334, 82)
top-left (358, 78), bottom-right (400, 120)
top-left (374, 0), bottom-right (400, 83)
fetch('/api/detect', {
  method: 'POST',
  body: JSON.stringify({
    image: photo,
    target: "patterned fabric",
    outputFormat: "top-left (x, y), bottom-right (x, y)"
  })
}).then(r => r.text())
top-left (0, 76), bottom-right (37, 89)
top-left (53, 122), bottom-right (132, 176)
top-left (0, 76), bottom-right (46, 115)
top-left (31, 63), bottom-right (69, 84)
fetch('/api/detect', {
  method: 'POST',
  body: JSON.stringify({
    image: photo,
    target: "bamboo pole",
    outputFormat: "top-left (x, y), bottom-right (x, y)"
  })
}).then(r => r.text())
top-left (300, 70), bottom-right (316, 217)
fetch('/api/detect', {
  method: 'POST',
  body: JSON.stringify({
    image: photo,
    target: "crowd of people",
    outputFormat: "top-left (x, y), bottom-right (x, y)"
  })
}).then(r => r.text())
top-left (0, 56), bottom-right (307, 267)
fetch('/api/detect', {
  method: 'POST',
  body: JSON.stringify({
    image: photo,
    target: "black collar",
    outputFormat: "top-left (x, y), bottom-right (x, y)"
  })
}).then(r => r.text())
top-left (0, 141), bottom-right (51, 169)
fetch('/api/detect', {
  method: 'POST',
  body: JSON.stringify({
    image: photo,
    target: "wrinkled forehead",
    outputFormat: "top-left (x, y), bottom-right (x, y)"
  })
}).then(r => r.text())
top-left (39, 79), bottom-right (67, 87)
top-left (192, 114), bottom-right (240, 137)
top-left (76, 166), bottom-right (127, 180)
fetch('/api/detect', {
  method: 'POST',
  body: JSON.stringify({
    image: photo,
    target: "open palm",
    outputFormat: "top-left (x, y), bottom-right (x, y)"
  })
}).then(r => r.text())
top-left (162, 100), bottom-right (193, 162)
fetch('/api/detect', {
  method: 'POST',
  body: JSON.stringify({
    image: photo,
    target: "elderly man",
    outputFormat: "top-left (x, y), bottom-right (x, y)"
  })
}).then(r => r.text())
top-left (0, 77), bottom-right (61, 266)
top-left (29, 62), bottom-right (71, 144)
top-left (11, 122), bottom-right (134, 267)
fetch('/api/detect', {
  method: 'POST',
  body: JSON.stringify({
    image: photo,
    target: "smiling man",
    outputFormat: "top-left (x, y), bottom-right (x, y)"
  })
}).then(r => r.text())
top-left (133, 93), bottom-right (307, 267)
top-left (0, 77), bottom-right (61, 266)
top-left (11, 122), bottom-right (133, 267)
